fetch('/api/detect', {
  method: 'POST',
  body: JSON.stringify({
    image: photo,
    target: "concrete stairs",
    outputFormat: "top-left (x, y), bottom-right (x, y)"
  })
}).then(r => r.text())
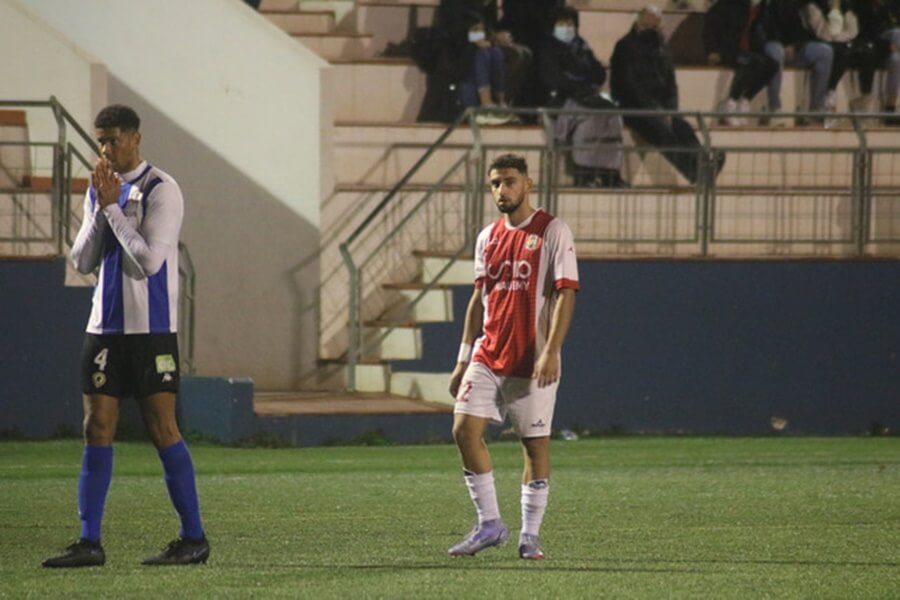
top-left (0, 109), bottom-right (90, 264)
top-left (350, 252), bottom-right (472, 405)
top-left (255, 1), bottom-right (900, 411)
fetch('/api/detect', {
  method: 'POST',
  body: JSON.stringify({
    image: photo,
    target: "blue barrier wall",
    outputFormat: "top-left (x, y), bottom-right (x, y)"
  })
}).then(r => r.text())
top-left (397, 259), bottom-right (900, 436)
top-left (3, 258), bottom-right (898, 441)
top-left (1, 259), bottom-right (90, 437)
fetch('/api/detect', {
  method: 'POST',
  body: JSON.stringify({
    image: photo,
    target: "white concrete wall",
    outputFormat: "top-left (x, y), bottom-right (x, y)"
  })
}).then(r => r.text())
top-left (10, 0), bottom-right (331, 389)
top-left (20, 0), bottom-right (326, 226)
top-left (0, 0), bottom-right (102, 163)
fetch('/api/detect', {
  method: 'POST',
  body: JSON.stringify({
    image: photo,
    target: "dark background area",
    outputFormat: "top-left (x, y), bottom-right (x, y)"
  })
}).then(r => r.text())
top-left (3, 258), bottom-right (898, 442)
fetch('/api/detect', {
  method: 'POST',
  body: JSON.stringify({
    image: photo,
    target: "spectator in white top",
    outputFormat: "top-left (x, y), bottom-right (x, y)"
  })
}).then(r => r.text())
top-left (800, 0), bottom-right (859, 121)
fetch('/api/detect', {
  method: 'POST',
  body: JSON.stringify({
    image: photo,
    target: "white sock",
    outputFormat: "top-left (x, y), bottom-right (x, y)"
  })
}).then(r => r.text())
top-left (464, 470), bottom-right (501, 524)
top-left (520, 479), bottom-right (549, 537)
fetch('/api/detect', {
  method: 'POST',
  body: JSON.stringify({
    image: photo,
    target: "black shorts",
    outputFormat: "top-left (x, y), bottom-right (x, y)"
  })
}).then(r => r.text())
top-left (80, 333), bottom-right (180, 398)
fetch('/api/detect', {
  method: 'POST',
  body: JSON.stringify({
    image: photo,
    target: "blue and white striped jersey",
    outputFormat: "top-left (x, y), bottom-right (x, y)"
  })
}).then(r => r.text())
top-left (71, 161), bottom-right (184, 335)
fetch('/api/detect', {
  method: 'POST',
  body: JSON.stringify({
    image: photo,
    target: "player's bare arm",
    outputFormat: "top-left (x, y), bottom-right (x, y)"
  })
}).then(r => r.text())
top-left (533, 288), bottom-right (576, 387)
top-left (449, 287), bottom-right (485, 397)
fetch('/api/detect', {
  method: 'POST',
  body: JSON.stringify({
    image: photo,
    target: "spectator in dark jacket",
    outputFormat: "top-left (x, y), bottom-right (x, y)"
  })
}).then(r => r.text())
top-left (536, 7), bottom-right (607, 107)
top-left (704, 0), bottom-right (779, 125)
top-left (848, 0), bottom-right (900, 123)
top-left (611, 5), bottom-right (718, 184)
top-left (414, 1), bottom-right (529, 122)
top-left (539, 7), bottom-right (627, 188)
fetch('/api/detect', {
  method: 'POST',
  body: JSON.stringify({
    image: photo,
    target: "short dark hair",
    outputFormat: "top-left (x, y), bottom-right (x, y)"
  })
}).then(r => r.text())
top-left (488, 153), bottom-right (528, 175)
top-left (94, 104), bottom-right (141, 131)
top-left (551, 6), bottom-right (580, 29)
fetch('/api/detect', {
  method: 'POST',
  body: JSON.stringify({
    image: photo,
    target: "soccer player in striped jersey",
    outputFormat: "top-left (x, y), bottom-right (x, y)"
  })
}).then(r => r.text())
top-left (448, 153), bottom-right (579, 560)
top-left (43, 105), bottom-right (209, 568)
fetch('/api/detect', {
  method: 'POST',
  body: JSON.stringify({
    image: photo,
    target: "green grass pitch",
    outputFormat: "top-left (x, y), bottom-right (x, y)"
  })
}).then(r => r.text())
top-left (1, 437), bottom-right (898, 598)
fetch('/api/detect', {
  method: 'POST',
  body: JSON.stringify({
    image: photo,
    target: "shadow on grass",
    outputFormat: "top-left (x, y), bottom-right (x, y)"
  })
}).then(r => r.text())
top-left (262, 556), bottom-right (900, 573)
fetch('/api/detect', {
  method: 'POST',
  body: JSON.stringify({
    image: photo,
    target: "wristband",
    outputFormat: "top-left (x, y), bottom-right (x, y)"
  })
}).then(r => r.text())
top-left (457, 343), bottom-right (472, 363)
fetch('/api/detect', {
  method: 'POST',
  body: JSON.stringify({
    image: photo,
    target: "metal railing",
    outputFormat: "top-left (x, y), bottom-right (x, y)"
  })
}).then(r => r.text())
top-left (0, 98), bottom-right (197, 373)
top-left (338, 106), bottom-right (900, 390)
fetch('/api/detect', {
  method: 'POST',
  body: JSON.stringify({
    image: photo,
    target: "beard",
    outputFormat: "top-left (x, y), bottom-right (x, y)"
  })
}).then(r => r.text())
top-left (496, 195), bottom-right (524, 214)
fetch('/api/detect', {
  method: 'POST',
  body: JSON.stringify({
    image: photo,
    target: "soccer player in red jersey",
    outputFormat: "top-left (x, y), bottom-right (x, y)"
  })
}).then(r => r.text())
top-left (448, 153), bottom-right (579, 559)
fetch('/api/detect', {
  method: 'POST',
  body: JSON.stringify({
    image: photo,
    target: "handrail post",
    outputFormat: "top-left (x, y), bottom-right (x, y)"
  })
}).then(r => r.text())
top-left (50, 98), bottom-right (67, 255)
top-left (696, 111), bottom-right (713, 256)
top-left (850, 114), bottom-right (870, 255)
top-left (539, 108), bottom-right (557, 214)
top-left (469, 109), bottom-right (486, 240)
top-left (464, 147), bottom-right (474, 249)
top-left (340, 242), bottom-right (359, 391)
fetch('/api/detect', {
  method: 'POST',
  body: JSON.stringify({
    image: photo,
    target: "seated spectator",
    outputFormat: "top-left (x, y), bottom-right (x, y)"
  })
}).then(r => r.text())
top-left (458, 20), bottom-right (508, 112)
top-left (414, 1), bottom-right (499, 123)
top-left (539, 7), bottom-right (627, 187)
top-left (413, 2), bottom-right (528, 123)
top-left (498, 0), bottom-right (563, 108)
top-left (537, 7), bottom-right (607, 108)
top-left (611, 5), bottom-right (722, 185)
top-left (413, 27), bottom-right (466, 123)
top-left (762, 0), bottom-right (834, 124)
top-left (501, 0), bottom-right (564, 52)
top-left (704, 0), bottom-right (779, 126)
top-left (849, 0), bottom-right (900, 125)
top-left (492, 28), bottom-right (534, 109)
top-left (799, 0), bottom-right (859, 124)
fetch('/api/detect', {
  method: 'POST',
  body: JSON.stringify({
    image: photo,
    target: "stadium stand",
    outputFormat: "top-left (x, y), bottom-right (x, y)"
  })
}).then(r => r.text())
top-left (253, 0), bottom-right (899, 406)
top-left (3, 2), bottom-right (897, 433)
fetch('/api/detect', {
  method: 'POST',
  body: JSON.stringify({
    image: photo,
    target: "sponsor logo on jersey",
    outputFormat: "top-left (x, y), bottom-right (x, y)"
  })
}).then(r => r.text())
top-left (92, 372), bottom-right (107, 388)
top-left (525, 234), bottom-right (540, 251)
top-left (487, 259), bottom-right (532, 291)
top-left (155, 354), bottom-right (177, 374)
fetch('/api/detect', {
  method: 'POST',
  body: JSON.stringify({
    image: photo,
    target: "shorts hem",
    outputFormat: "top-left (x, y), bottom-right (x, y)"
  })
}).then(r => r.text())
top-left (453, 403), bottom-right (503, 425)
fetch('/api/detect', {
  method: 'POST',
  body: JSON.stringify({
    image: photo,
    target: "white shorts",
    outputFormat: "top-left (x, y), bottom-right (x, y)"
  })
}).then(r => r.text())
top-left (454, 361), bottom-right (558, 438)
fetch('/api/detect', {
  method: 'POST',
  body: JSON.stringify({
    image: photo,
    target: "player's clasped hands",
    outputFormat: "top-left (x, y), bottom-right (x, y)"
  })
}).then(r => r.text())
top-left (92, 158), bottom-right (121, 208)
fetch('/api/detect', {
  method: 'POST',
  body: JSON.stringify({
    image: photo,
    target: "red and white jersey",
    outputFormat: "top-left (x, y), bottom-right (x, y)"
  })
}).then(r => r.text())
top-left (472, 209), bottom-right (579, 377)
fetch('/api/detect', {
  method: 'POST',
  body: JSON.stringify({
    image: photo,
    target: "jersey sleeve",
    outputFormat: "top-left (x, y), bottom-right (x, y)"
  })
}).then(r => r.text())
top-left (473, 225), bottom-right (491, 288)
top-left (547, 219), bottom-right (579, 291)
top-left (103, 177), bottom-right (183, 279)
top-left (70, 187), bottom-right (108, 274)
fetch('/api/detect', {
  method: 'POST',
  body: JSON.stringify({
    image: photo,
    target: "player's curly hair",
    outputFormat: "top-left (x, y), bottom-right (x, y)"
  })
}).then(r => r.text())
top-left (489, 153), bottom-right (528, 175)
top-left (94, 104), bottom-right (141, 132)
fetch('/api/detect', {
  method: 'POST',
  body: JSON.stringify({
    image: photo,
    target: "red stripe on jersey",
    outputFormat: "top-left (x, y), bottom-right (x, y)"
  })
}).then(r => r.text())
top-left (556, 278), bottom-right (580, 290)
top-left (474, 210), bottom-right (563, 378)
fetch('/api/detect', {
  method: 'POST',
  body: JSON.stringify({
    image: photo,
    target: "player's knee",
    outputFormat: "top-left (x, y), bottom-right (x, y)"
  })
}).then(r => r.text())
top-left (452, 422), bottom-right (476, 447)
top-left (147, 421), bottom-right (181, 449)
top-left (522, 436), bottom-right (550, 459)
top-left (83, 413), bottom-right (115, 445)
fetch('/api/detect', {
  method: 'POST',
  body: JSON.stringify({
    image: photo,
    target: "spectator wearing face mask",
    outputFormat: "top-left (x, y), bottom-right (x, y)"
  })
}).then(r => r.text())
top-left (458, 20), bottom-right (508, 111)
top-left (537, 7), bottom-right (628, 188)
top-left (536, 7), bottom-right (607, 107)
top-left (414, 1), bottom-right (502, 123)
top-left (611, 5), bottom-right (723, 184)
